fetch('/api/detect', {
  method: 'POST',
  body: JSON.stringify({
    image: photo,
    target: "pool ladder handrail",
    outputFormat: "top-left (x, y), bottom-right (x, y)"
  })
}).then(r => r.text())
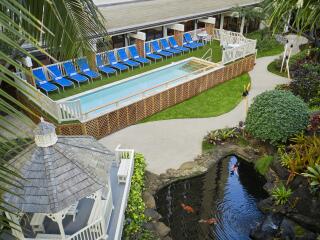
top-left (201, 48), bottom-right (212, 62)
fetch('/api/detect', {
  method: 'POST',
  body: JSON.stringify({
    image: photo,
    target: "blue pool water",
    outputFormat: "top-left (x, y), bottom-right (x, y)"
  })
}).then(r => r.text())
top-left (67, 59), bottom-right (208, 116)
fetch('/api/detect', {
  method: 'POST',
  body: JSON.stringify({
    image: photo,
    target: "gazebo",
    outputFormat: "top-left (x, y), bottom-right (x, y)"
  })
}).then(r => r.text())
top-left (4, 119), bottom-right (117, 240)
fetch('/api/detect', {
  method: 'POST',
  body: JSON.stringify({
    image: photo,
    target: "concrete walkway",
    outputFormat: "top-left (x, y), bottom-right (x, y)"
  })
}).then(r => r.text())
top-left (99, 55), bottom-right (289, 174)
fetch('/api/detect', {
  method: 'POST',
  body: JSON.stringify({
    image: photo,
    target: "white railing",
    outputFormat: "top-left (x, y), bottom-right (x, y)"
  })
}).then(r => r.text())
top-left (220, 29), bottom-right (247, 46)
top-left (82, 63), bottom-right (217, 119)
top-left (222, 40), bottom-right (257, 64)
top-left (187, 28), bottom-right (206, 41)
top-left (114, 146), bottom-right (135, 240)
top-left (57, 100), bottom-right (82, 121)
top-left (67, 218), bottom-right (106, 240)
top-left (15, 76), bottom-right (63, 121)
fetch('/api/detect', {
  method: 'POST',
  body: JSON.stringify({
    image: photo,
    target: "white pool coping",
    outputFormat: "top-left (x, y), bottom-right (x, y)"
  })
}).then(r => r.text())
top-left (56, 57), bottom-right (216, 103)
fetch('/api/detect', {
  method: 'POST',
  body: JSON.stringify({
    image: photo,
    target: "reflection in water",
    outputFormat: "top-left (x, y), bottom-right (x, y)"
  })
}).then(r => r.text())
top-left (155, 156), bottom-right (268, 240)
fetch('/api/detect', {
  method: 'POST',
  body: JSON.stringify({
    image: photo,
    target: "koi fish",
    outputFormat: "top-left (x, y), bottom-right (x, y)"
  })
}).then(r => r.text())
top-left (181, 203), bottom-right (194, 213)
top-left (198, 218), bottom-right (217, 225)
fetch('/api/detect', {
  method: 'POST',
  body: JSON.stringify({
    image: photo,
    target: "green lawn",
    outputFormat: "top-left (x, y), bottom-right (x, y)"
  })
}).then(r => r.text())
top-left (50, 41), bottom-right (222, 100)
top-left (141, 73), bottom-right (250, 122)
top-left (267, 60), bottom-right (288, 78)
top-left (245, 30), bottom-right (284, 58)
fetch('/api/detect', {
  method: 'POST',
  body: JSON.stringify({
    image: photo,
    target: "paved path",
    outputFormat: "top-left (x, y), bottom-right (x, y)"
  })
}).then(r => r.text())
top-left (99, 55), bottom-right (289, 174)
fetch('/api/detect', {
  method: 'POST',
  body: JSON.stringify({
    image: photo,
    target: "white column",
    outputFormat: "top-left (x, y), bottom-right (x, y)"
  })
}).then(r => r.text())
top-left (240, 16), bottom-right (245, 34)
top-left (124, 34), bottom-right (129, 46)
top-left (194, 20), bottom-right (198, 30)
top-left (163, 26), bottom-right (167, 37)
top-left (46, 211), bottom-right (68, 240)
top-left (220, 14), bottom-right (224, 29)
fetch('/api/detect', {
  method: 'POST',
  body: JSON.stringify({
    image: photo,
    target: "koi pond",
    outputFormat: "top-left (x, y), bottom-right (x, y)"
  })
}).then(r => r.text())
top-left (155, 156), bottom-right (268, 240)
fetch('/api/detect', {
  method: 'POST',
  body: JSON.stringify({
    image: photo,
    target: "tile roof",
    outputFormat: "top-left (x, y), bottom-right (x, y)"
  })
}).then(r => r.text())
top-left (4, 136), bottom-right (115, 214)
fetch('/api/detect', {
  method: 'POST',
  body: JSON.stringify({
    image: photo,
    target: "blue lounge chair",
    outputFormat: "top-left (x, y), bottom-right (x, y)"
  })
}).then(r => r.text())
top-left (62, 61), bottom-right (90, 86)
top-left (160, 38), bottom-right (181, 55)
top-left (168, 36), bottom-right (190, 52)
top-left (106, 51), bottom-right (129, 72)
top-left (184, 33), bottom-right (204, 48)
top-left (76, 58), bottom-right (101, 80)
top-left (32, 68), bottom-right (59, 95)
top-left (47, 65), bottom-right (74, 90)
top-left (145, 44), bottom-right (162, 62)
top-left (150, 41), bottom-right (173, 58)
top-left (128, 46), bottom-right (150, 65)
top-left (117, 49), bottom-right (140, 69)
top-left (183, 38), bottom-right (198, 50)
top-left (96, 54), bottom-right (117, 76)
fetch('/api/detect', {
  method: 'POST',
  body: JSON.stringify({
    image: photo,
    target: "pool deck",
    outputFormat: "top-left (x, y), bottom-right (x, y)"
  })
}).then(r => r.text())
top-left (99, 55), bottom-right (290, 174)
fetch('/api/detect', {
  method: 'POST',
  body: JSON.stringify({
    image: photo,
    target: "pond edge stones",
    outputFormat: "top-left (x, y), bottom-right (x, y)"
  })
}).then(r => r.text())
top-left (143, 143), bottom-right (261, 240)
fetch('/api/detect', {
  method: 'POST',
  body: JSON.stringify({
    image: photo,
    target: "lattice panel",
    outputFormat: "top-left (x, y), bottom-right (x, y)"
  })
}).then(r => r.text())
top-left (189, 80), bottom-right (196, 97)
top-left (176, 85), bottom-right (183, 103)
top-left (145, 96), bottom-right (154, 117)
top-left (96, 114), bottom-right (110, 137)
top-left (154, 94), bottom-right (161, 113)
top-left (127, 103), bottom-right (137, 125)
top-left (84, 119), bottom-right (100, 138)
top-left (182, 83), bottom-right (189, 100)
top-left (136, 101), bottom-right (145, 121)
top-left (168, 88), bottom-right (176, 106)
top-left (108, 111), bottom-right (119, 134)
top-left (160, 91), bottom-right (169, 110)
top-left (118, 107), bottom-right (128, 129)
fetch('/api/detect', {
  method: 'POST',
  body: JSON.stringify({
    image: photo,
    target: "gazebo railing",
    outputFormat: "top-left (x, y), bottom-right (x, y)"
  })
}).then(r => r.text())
top-left (67, 218), bottom-right (106, 240)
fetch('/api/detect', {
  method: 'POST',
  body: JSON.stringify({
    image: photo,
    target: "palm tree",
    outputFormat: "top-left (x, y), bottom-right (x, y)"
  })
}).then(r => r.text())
top-left (264, 0), bottom-right (320, 48)
top-left (231, 6), bottom-right (265, 34)
top-left (0, 0), bottom-right (108, 233)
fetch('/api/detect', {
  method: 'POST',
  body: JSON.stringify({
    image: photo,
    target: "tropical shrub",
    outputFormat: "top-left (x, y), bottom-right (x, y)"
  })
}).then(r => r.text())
top-left (123, 153), bottom-right (155, 240)
top-left (204, 127), bottom-right (239, 145)
top-left (290, 63), bottom-right (320, 103)
top-left (271, 184), bottom-right (292, 205)
top-left (245, 90), bottom-right (309, 144)
top-left (255, 155), bottom-right (274, 175)
top-left (302, 164), bottom-right (320, 192)
top-left (308, 114), bottom-right (320, 133)
top-left (278, 134), bottom-right (320, 183)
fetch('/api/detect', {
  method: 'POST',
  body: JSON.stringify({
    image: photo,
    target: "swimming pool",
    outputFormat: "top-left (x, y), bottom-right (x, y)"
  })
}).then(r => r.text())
top-left (62, 58), bottom-right (216, 119)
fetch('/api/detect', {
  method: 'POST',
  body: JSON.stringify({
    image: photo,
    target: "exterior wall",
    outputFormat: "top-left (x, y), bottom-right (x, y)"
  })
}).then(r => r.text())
top-left (174, 30), bottom-right (183, 46)
top-left (205, 23), bottom-right (214, 35)
top-left (56, 55), bottom-right (255, 139)
top-left (135, 39), bottom-right (145, 57)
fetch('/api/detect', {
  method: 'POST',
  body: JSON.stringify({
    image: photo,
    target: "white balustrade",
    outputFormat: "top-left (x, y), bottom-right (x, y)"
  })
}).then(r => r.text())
top-left (57, 100), bottom-right (82, 121)
top-left (15, 76), bottom-right (63, 122)
top-left (222, 40), bottom-right (257, 64)
top-left (67, 218), bottom-right (106, 240)
top-left (114, 146), bottom-right (135, 240)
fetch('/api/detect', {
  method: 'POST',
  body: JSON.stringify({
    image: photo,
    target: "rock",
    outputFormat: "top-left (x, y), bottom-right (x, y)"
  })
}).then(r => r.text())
top-left (153, 221), bottom-right (170, 237)
top-left (250, 213), bottom-right (283, 240)
top-left (144, 208), bottom-right (162, 221)
top-left (179, 161), bottom-right (197, 170)
top-left (257, 197), bottom-right (273, 213)
top-left (143, 192), bottom-right (156, 209)
top-left (162, 236), bottom-right (173, 240)
top-left (279, 218), bottom-right (295, 240)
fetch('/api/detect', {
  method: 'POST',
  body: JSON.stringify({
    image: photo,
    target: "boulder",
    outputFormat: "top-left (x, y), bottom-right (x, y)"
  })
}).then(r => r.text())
top-left (144, 208), bottom-right (162, 221)
top-left (179, 161), bottom-right (197, 170)
top-left (153, 221), bottom-right (170, 237)
top-left (143, 192), bottom-right (156, 209)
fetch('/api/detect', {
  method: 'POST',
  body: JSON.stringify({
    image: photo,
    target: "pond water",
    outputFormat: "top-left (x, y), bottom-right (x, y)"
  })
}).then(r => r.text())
top-left (155, 155), bottom-right (268, 240)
